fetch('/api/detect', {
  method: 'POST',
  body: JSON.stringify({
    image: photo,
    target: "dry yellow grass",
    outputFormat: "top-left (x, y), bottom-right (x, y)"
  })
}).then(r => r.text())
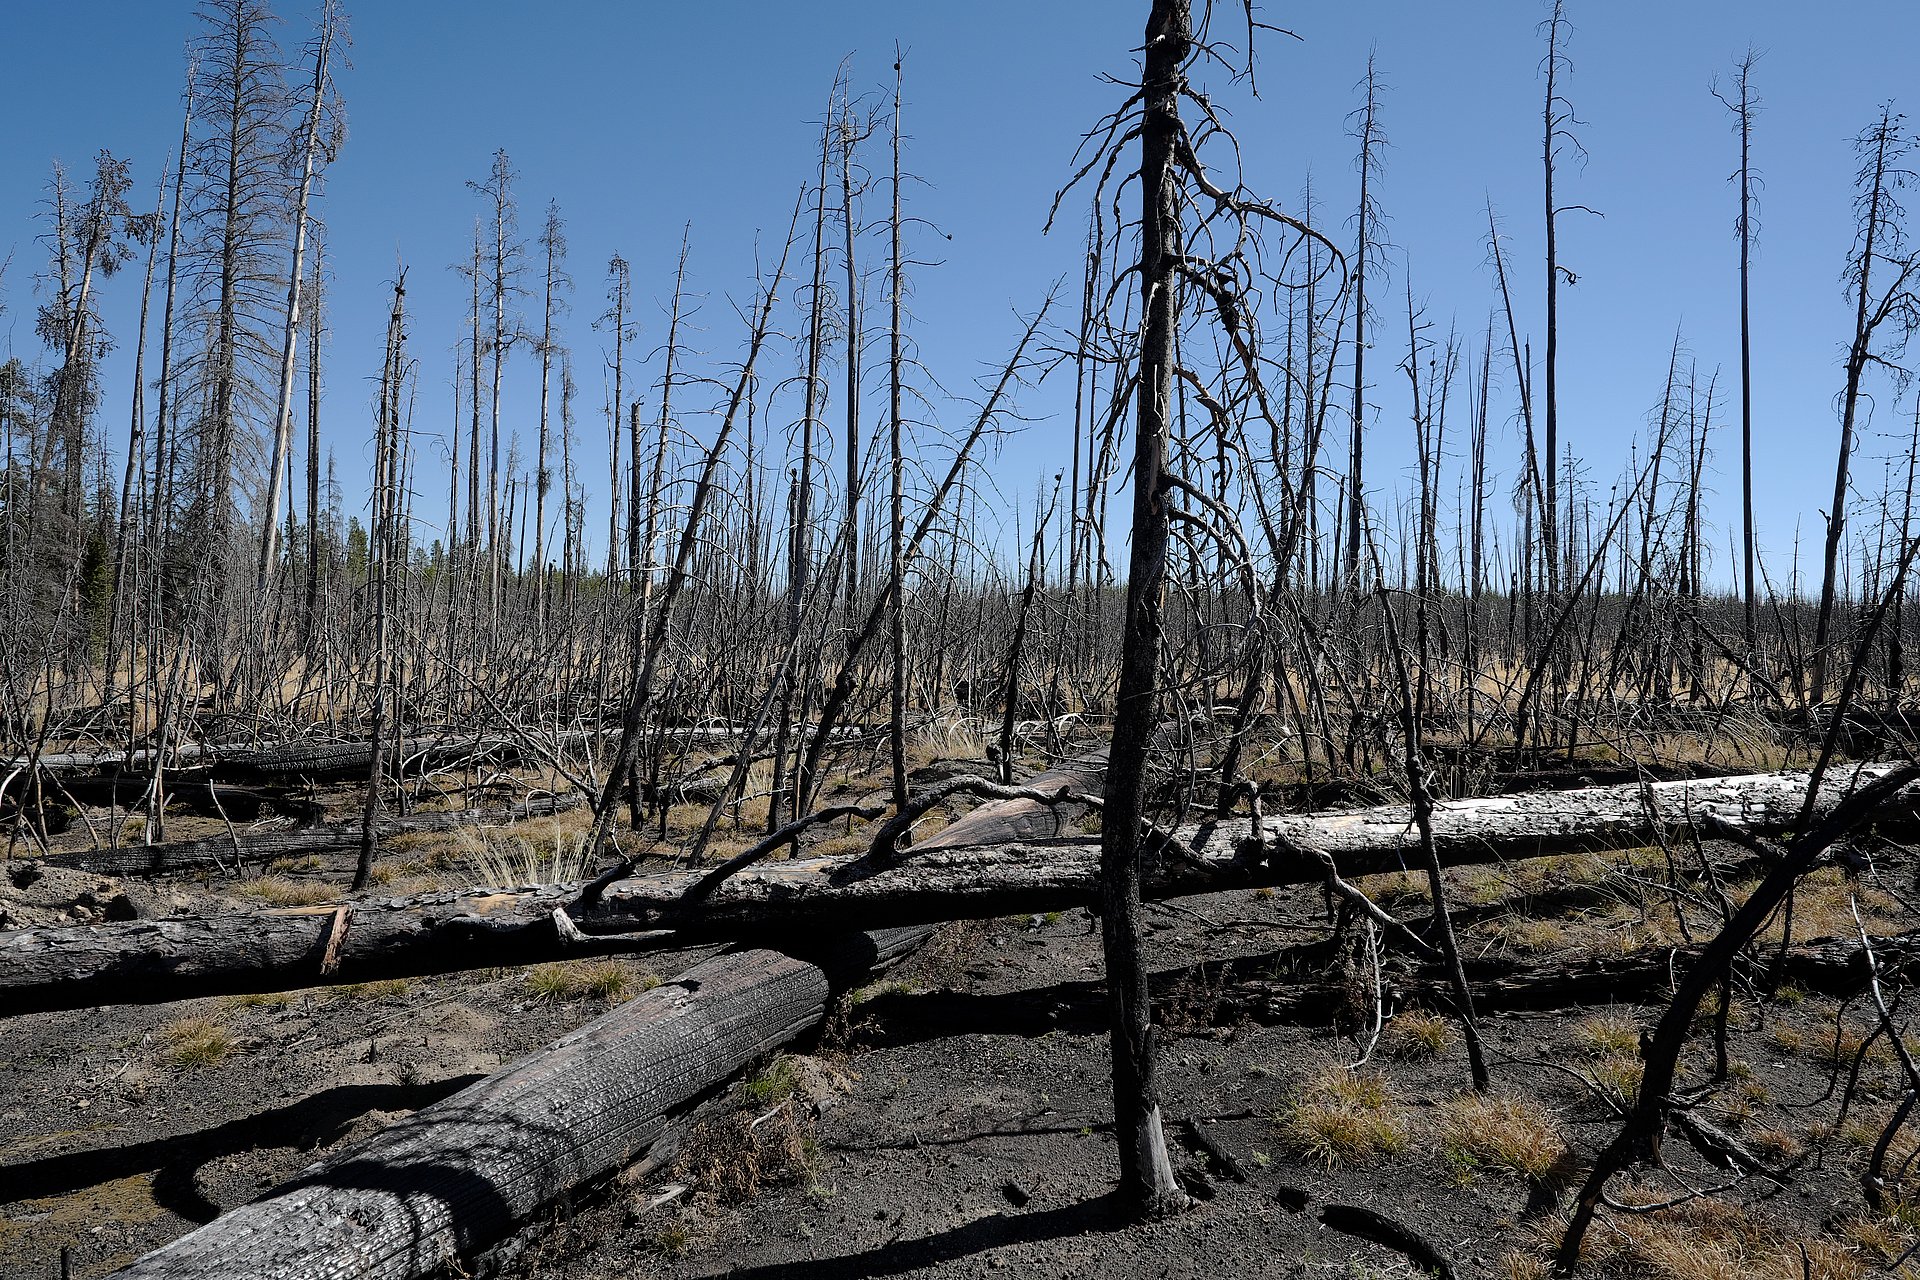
top-left (160, 1016), bottom-right (234, 1068)
top-left (1576, 1010), bottom-right (1643, 1058)
top-left (525, 959), bottom-right (657, 1003)
top-left (1575, 1190), bottom-right (1874, 1280)
top-left (1439, 1093), bottom-right (1567, 1181)
top-left (219, 991), bottom-right (294, 1011)
top-left (233, 875), bottom-right (338, 907)
top-left (1497, 1250), bottom-right (1553, 1280)
top-left (1275, 1066), bottom-right (1408, 1167)
top-left (1381, 1008), bottom-right (1455, 1059)
top-left (1489, 917), bottom-right (1572, 954)
top-left (456, 823), bottom-right (594, 888)
top-left (324, 978), bottom-right (411, 1002)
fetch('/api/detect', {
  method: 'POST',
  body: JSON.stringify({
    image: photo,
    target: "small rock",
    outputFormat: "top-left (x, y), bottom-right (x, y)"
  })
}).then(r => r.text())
top-left (1001, 1180), bottom-right (1031, 1208)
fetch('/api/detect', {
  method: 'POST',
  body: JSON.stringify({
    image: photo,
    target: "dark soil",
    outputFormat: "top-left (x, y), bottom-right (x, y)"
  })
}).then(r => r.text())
top-left (4, 768), bottom-right (1917, 1279)
top-left (508, 866), bottom-right (1918, 1279)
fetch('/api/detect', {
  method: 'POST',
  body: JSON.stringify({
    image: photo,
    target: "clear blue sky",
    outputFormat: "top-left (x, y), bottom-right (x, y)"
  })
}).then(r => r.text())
top-left (2, 2), bottom-right (1916, 585)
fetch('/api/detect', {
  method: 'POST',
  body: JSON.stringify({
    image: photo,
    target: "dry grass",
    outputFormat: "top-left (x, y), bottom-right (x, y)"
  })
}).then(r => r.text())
top-left (325, 978), bottom-right (411, 1002)
top-left (232, 875), bottom-right (337, 907)
top-left (1275, 1065), bottom-right (1409, 1167)
top-left (1489, 916), bottom-right (1572, 954)
top-left (1457, 865), bottom-right (1518, 906)
top-left (809, 829), bottom-right (878, 860)
top-left (1497, 1252), bottom-right (1553, 1280)
top-left (1366, 871), bottom-right (1430, 912)
top-left (1576, 1010), bottom-right (1643, 1057)
top-left (1840, 1213), bottom-right (1916, 1267)
top-left (1747, 1127), bottom-right (1803, 1162)
top-left (1590, 1053), bottom-right (1645, 1105)
top-left (456, 823), bottom-right (595, 889)
top-left (160, 1016), bottom-right (235, 1068)
top-left (675, 1060), bottom-right (820, 1204)
top-left (525, 959), bottom-right (655, 1003)
top-left (1744, 868), bottom-right (1906, 945)
top-left (1821, 1023), bottom-right (1896, 1070)
top-left (1577, 1191), bottom-right (1874, 1280)
top-left (219, 990), bottom-right (294, 1011)
top-left (1381, 1008), bottom-right (1455, 1059)
top-left (1439, 1093), bottom-right (1568, 1181)
top-left (908, 715), bottom-right (985, 765)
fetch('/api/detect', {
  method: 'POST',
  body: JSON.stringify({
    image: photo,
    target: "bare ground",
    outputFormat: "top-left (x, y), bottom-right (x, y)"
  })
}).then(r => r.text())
top-left (5, 782), bottom-right (1919, 1279)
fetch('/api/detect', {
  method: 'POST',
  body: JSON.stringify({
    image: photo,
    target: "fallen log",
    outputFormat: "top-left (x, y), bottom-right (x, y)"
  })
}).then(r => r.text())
top-left (107, 756), bottom-right (1101, 1280)
top-left (34, 792), bottom-right (587, 878)
top-left (29, 772), bottom-right (320, 823)
top-left (846, 929), bottom-right (1920, 1046)
top-left (2, 723), bottom-right (879, 779)
top-left (1229, 928), bottom-right (1920, 1025)
top-left (2, 762), bottom-right (1909, 1016)
top-left (110, 935), bottom-right (907, 1279)
top-left (216, 735), bottom-right (521, 781)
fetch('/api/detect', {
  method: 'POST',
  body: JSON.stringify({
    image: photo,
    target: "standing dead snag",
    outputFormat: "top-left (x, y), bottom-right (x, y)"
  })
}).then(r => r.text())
top-left (354, 271), bottom-right (407, 892)
top-left (254, 0), bottom-right (340, 600)
top-left (1342, 57), bottom-right (1386, 594)
top-left (1713, 50), bottom-right (1762, 664)
top-left (1812, 106), bottom-right (1920, 706)
top-left (1050, 0), bottom-right (1335, 1220)
top-left (1097, 0), bottom-right (1194, 1220)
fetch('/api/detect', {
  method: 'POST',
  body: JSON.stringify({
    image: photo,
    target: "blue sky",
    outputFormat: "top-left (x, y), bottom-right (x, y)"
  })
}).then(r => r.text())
top-left (2, 2), bottom-right (1917, 585)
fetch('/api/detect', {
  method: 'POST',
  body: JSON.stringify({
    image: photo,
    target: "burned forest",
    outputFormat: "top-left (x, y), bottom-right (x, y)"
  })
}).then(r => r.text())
top-left (8, 1), bottom-right (1920, 1277)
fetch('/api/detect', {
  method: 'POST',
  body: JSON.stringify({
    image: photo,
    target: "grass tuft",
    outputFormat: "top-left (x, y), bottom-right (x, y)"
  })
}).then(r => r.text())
top-left (220, 990), bottom-right (294, 1011)
top-left (326, 978), bottom-right (412, 1002)
top-left (1439, 1093), bottom-right (1567, 1181)
top-left (524, 959), bottom-right (653, 1003)
top-left (161, 1016), bottom-right (235, 1068)
top-left (1275, 1066), bottom-right (1408, 1167)
top-left (1575, 1010), bottom-right (1642, 1057)
top-left (741, 1057), bottom-right (803, 1107)
top-left (1382, 1008), bottom-right (1455, 1059)
top-left (233, 875), bottom-right (338, 907)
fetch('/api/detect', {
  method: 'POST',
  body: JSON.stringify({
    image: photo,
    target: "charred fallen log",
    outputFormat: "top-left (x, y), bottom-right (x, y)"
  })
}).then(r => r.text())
top-left (1228, 928), bottom-right (1920, 1025)
top-left (105, 758), bottom-right (1101, 1280)
top-left (27, 772), bottom-right (320, 823)
top-left (0, 763), bottom-right (1907, 1017)
top-left (35, 793), bottom-right (585, 878)
top-left (109, 939), bottom-right (899, 1279)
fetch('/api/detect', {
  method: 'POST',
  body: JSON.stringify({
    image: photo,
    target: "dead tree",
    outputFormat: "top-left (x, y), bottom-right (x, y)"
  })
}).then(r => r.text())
top-left (467, 149), bottom-right (525, 632)
top-left (887, 54), bottom-right (910, 819)
top-left (1098, 0), bottom-right (1194, 1219)
top-left (1540, 0), bottom-right (1583, 597)
top-left (254, 0), bottom-right (339, 597)
top-left (1812, 107), bottom-right (1919, 705)
top-left (1714, 49), bottom-right (1762, 662)
top-left (534, 206), bottom-right (573, 634)
top-left (183, 0), bottom-right (291, 661)
top-left (354, 271), bottom-right (407, 891)
top-left (1342, 57), bottom-right (1386, 593)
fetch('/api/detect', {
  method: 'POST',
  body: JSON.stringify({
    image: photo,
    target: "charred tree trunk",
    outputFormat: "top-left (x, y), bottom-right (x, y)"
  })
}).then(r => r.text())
top-left (353, 274), bottom-right (405, 892)
top-left (1099, 0), bottom-right (1192, 1220)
